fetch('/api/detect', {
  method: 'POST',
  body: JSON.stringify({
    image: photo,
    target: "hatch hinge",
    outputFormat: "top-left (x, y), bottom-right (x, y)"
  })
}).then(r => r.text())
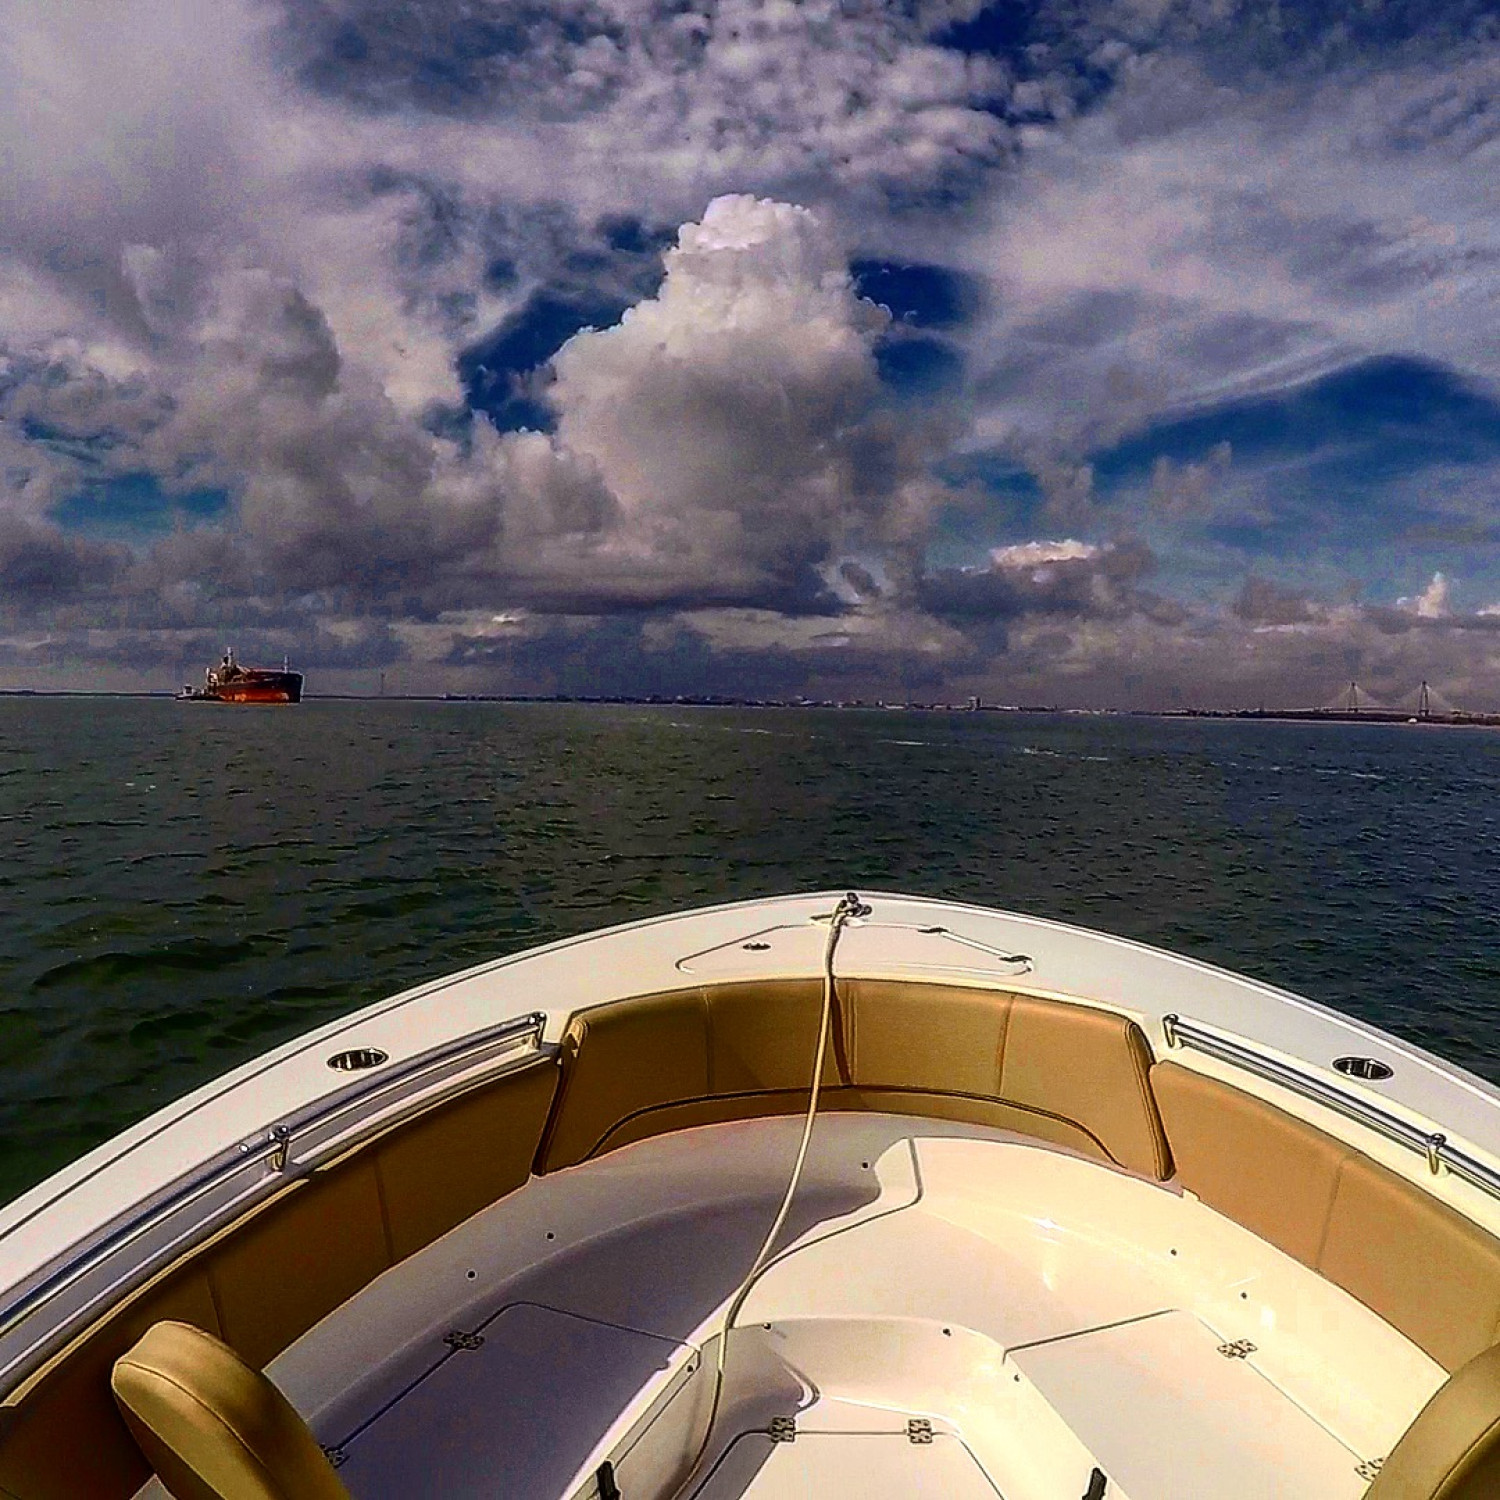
top-left (768, 1416), bottom-right (797, 1444)
top-left (1356, 1457), bottom-right (1385, 1481)
top-left (907, 1418), bottom-right (934, 1444)
top-left (1216, 1339), bottom-right (1257, 1359)
top-left (321, 1445), bottom-right (348, 1469)
top-left (442, 1329), bottom-right (485, 1351)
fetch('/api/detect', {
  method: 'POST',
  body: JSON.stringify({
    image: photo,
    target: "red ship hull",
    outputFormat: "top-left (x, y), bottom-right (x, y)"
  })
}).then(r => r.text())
top-left (204, 674), bottom-right (303, 704)
top-left (180, 667), bottom-right (304, 703)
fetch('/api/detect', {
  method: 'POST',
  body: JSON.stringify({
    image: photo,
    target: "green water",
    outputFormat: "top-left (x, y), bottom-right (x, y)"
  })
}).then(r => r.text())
top-left (2, 699), bottom-right (1498, 1206)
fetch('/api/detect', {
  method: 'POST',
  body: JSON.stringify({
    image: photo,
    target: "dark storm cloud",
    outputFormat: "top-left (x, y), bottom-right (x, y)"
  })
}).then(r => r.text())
top-left (918, 538), bottom-right (1156, 621)
top-left (1233, 576), bottom-right (1318, 627)
top-left (0, 518), bottom-right (126, 606)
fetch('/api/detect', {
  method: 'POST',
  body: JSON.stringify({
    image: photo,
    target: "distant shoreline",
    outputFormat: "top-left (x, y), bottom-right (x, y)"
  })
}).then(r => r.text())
top-left (1, 688), bottom-right (1497, 725)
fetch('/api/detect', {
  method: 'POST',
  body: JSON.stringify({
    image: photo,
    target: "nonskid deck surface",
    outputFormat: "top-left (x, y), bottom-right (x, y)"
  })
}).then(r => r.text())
top-left (257, 1116), bottom-right (1441, 1500)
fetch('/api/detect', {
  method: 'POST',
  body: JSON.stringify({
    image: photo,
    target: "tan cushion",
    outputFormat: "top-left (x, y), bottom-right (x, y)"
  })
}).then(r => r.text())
top-left (1153, 1061), bottom-right (1500, 1372)
top-left (1153, 1060), bottom-right (1350, 1266)
top-left (590, 1086), bottom-right (1112, 1164)
top-left (1002, 997), bottom-right (1170, 1179)
top-left (1322, 1156), bottom-right (1500, 1374)
top-left (0, 1266), bottom-right (222, 1500)
top-left (208, 1163), bottom-right (390, 1372)
top-left (1369, 1342), bottom-right (1500, 1500)
top-left (111, 1321), bottom-right (350, 1500)
top-left (708, 980), bottom-right (842, 1092)
top-left (538, 989), bottom-right (710, 1170)
top-left (374, 1057), bottom-right (560, 1262)
top-left (844, 979), bottom-right (1007, 1095)
top-left (1, 1058), bottom-right (557, 1500)
top-left (540, 980), bottom-right (1170, 1179)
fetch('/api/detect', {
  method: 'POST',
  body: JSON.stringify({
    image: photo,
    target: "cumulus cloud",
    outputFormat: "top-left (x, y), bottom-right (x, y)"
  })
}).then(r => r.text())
top-left (6, 0), bottom-right (1500, 707)
top-left (1148, 440), bottom-right (1233, 516)
top-left (918, 537), bottom-right (1157, 621)
top-left (275, 0), bottom-right (1017, 212)
top-left (5, 188), bottom-right (947, 626)
top-left (1398, 570), bottom-right (1451, 618)
top-left (1233, 575), bottom-right (1320, 627)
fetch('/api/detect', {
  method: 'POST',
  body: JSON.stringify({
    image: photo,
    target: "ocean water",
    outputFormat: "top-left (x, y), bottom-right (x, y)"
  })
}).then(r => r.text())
top-left (2, 699), bottom-right (1498, 1207)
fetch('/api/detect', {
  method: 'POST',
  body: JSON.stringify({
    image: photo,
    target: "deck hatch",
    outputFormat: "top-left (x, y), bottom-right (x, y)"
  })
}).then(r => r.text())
top-left (329, 1303), bottom-right (689, 1498)
top-left (694, 1430), bottom-right (1000, 1498)
top-left (1011, 1309), bottom-right (1367, 1500)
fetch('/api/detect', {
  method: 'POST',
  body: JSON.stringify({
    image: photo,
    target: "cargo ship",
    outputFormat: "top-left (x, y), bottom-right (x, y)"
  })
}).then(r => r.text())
top-left (178, 648), bottom-right (303, 703)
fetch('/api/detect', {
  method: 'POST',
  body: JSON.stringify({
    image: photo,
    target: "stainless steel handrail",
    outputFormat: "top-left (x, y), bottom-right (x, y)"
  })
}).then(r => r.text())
top-left (1161, 1012), bottom-right (1500, 1200)
top-left (0, 1010), bottom-right (547, 1353)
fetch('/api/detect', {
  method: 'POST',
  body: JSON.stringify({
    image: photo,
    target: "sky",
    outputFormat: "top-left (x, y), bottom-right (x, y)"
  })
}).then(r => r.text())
top-left (5, 0), bottom-right (1500, 706)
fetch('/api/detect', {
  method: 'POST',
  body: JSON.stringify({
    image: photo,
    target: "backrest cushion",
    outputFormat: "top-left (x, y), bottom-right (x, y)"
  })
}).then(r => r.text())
top-left (112, 1321), bottom-right (351, 1500)
top-left (1000, 996), bottom-right (1169, 1180)
top-left (537, 989), bottom-right (710, 1171)
top-left (1321, 1155), bottom-right (1500, 1375)
top-left (1151, 1058), bottom-right (1349, 1265)
top-left (540, 980), bottom-right (1172, 1180)
top-left (824, 979), bottom-right (1169, 1178)
top-left (1367, 1341), bottom-right (1500, 1500)
top-left (1153, 1061), bottom-right (1500, 1371)
top-left (0, 1057), bottom-right (557, 1500)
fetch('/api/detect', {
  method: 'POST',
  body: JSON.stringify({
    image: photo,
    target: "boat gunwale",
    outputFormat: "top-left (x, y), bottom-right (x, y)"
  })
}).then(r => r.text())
top-left (5, 891), bottom-right (1500, 1403)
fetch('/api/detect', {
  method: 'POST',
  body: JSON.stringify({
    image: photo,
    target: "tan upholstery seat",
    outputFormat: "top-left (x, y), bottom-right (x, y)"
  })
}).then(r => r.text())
top-left (846, 981), bottom-right (1170, 1178)
top-left (111, 1321), bottom-right (350, 1500)
top-left (1367, 1342), bottom-right (1500, 1499)
top-left (0, 1056), bottom-right (557, 1500)
top-left (538, 979), bottom-right (1172, 1179)
top-left (1153, 1061), bottom-right (1500, 1371)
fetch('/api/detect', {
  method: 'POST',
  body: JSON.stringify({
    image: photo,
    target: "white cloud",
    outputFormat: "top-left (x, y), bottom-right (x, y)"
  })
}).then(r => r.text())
top-left (1398, 570), bottom-right (1451, 618)
top-left (7, 0), bottom-right (1500, 705)
top-left (990, 539), bottom-right (1102, 568)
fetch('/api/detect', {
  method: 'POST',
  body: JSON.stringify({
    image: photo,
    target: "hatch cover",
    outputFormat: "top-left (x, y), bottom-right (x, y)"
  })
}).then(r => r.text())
top-left (693, 1429), bottom-right (999, 1498)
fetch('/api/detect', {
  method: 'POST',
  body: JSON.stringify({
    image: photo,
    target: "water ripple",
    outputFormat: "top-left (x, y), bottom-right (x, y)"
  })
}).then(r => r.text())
top-left (2, 699), bottom-right (1499, 1207)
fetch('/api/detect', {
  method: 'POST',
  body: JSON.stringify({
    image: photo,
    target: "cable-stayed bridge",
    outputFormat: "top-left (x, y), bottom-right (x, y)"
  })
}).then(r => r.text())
top-left (1316, 681), bottom-right (1461, 717)
top-left (1222, 681), bottom-right (1500, 726)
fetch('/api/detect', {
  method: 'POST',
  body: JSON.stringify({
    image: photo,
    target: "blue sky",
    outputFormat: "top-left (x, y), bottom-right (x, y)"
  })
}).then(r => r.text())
top-left (3, 0), bottom-right (1500, 704)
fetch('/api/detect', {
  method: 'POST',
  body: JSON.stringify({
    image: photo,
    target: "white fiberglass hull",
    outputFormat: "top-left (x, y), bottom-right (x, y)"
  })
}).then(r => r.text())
top-left (3, 892), bottom-right (1499, 1500)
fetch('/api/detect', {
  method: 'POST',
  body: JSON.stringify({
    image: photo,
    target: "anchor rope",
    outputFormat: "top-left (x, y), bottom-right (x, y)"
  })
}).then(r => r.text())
top-left (672, 890), bottom-right (867, 1496)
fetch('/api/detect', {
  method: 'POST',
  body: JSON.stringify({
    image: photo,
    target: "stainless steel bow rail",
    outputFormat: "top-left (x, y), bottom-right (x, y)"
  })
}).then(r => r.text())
top-left (0, 1010), bottom-right (548, 1394)
top-left (1161, 1012), bottom-right (1500, 1200)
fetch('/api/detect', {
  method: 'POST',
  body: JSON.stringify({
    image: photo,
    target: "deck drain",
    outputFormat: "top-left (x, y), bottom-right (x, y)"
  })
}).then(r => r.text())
top-left (1333, 1056), bottom-right (1393, 1081)
top-left (328, 1047), bottom-right (388, 1072)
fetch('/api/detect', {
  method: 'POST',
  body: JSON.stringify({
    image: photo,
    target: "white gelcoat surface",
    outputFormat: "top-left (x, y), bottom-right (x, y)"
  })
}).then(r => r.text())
top-left (258, 1118), bottom-right (1439, 1500)
top-left (1013, 1311), bottom-right (1366, 1499)
top-left (694, 1431), bottom-right (999, 1499)
top-left (12, 889), bottom-right (1500, 1404)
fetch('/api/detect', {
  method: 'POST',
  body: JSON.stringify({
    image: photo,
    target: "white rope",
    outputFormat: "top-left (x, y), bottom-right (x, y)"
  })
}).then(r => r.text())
top-left (672, 891), bottom-right (866, 1496)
